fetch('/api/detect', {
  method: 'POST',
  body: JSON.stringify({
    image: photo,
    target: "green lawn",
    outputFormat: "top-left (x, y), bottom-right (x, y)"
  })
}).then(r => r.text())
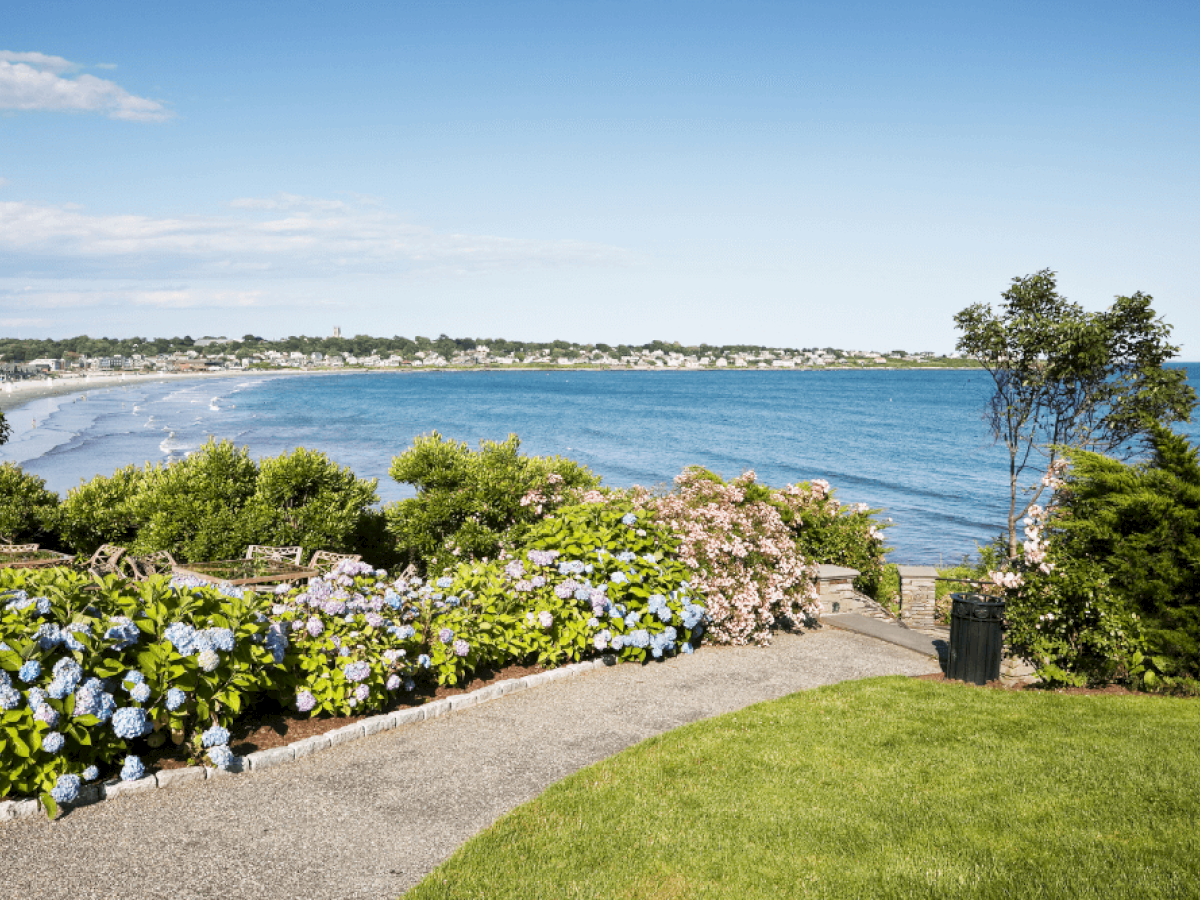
top-left (404, 678), bottom-right (1200, 900)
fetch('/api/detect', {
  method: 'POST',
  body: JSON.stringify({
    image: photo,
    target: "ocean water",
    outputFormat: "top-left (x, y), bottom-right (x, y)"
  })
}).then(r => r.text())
top-left (3, 367), bottom-right (1195, 564)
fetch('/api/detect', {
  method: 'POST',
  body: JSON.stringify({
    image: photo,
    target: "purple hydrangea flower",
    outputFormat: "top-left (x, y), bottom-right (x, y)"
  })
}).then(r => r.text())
top-left (306, 617), bottom-right (324, 637)
top-left (34, 703), bottom-right (59, 727)
top-left (386, 674), bottom-right (401, 691)
top-left (343, 661), bottom-right (371, 682)
top-left (538, 610), bottom-right (554, 629)
top-left (354, 684), bottom-right (370, 702)
top-left (504, 560), bottom-right (525, 579)
top-left (453, 639), bottom-right (470, 657)
top-left (296, 690), bottom-right (317, 712)
top-left (438, 628), bottom-right (454, 644)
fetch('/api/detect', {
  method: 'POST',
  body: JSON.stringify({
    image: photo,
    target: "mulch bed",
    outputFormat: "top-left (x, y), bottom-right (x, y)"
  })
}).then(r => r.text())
top-left (144, 660), bottom-right (549, 772)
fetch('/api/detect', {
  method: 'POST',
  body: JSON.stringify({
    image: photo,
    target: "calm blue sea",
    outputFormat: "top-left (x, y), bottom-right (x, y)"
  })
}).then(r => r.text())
top-left (3, 366), bottom-right (1195, 564)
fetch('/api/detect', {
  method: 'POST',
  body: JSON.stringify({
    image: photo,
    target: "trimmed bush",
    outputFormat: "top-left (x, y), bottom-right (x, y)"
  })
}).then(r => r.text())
top-left (0, 463), bottom-right (60, 546)
top-left (385, 432), bottom-right (600, 574)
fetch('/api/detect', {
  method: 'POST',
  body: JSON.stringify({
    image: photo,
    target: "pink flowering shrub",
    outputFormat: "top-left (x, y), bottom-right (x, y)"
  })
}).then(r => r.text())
top-left (639, 468), bottom-right (819, 645)
top-left (979, 464), bottom-right (1146, 686)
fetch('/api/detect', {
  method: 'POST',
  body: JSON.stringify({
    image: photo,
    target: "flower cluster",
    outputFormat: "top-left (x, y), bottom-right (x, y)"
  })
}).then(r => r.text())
top-left (638, 469), bottom-right (819, 645)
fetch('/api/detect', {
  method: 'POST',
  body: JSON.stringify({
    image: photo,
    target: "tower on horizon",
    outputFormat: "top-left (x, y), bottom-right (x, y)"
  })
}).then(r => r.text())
top-left (332, 326), bottom-right (341, 338)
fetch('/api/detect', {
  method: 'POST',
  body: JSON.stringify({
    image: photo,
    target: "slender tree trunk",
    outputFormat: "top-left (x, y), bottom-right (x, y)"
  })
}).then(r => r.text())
top-left (1008, 456), bottom-right (1019, 559)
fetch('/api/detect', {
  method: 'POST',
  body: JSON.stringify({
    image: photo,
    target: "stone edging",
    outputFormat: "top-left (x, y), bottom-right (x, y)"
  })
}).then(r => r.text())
top-left (0, 655), bottom-right (619, 823)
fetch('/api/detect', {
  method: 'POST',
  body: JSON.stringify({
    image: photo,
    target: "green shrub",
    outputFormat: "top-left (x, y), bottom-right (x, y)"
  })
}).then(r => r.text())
top-left (240, 446), bottom-right (382, 561)
top-left (1051, 426), bottom-right (1200, 681)
top-left (770, 479), bottom-right (891, 600)
top-left (56, 441), bottom-right (386, 565)
top-left (55, 463), bottom-right (146, 554)
top-left (385, 432), bottom-right (600, 575)
top-left (0, 463), bottom-right (60, 546)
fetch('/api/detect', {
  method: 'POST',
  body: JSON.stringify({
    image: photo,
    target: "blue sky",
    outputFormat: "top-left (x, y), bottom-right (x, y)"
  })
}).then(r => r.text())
top-left (2, 1), bottom-right (1197, 354)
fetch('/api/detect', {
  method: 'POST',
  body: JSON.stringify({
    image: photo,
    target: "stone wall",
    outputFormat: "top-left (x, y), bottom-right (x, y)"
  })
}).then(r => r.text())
top-left (897, 565), bottom-right (937, 628)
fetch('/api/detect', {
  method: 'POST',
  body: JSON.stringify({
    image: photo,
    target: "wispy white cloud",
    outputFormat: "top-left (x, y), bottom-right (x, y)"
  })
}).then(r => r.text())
top-left (0, 194), bottom-right (629, 279)
top-left (0, 283), bottom-right (296, 312)
top-left (0, 50), bottom-right (171, 121)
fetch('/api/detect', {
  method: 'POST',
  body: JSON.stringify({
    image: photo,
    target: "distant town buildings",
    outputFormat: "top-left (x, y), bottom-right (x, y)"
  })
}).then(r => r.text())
top-left (0, 338), bottom-right (975, 382)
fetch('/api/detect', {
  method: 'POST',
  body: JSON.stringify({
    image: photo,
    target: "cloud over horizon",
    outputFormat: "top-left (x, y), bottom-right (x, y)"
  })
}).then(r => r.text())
top-left (0, 50), bottom-right (171, 121)
top-left (0, 194), bottom-right (630, 280)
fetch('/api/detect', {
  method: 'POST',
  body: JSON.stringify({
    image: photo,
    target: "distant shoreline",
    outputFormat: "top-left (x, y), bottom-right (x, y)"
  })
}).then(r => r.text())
top-left (0, 364), bottom-right (990, 416)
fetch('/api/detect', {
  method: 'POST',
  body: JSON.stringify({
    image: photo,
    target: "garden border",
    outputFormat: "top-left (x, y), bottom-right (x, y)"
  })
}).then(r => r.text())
top-left (0, 654), bottom-right (619, 823)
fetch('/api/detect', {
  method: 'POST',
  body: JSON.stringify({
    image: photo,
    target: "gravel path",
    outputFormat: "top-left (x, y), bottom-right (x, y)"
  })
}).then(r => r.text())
top-left (0, 628), bottom-right (939, 900)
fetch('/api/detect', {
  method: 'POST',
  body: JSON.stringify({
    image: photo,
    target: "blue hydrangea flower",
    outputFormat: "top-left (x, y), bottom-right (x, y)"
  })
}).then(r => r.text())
top-left (130, 682), bottom-right (151, 704)
top-left (165, 688), bottom-right (187, 711)
top-left (628, 629), bottom-right (650, 649)
top-left (436, 576), bottom-right (454, 589)
top-left (610, 572), bottom-right (628, 584)
top-left (207, 744), bottom-right (234, 769)
top-left (682, 642), bottom-right (694, 654)
top-left (611, 634), bottom-right (625, 650)
top-left (60, 624), bottom-right (91, 652)
top-left (111, 707), bottom-right (150, 739)
top-left (34, 623), bottom-right (62, 650)
top-left (164, 622), bottom-right (197, 655)
top-left (18, 660), bottom-right (41, 683)
top-left (52, 658), bottom-right (83, 689)
top-left (124, 670), bottom-right (146, 686)
top-left (197, 649), bottom-right (220, 672)
top-left (343, 661), bottom-right (371, 683)
top-left (3, 589), bottom-right (31, 611)
top-left (51, 773), bottom-right (81, 805)
top-left (104, 617), bottom-right (141, 650)
top-left (82, 765), bottom-right (99, 782)
top-left (202, 725), bottom-right (230, 748)
top-left (34, 703), bottom-right (59, 727)
top-left (418, 654), bottom-right (431, 669)
top-left (264, 624), bottom-right (288, 663)
top-left (73, 679), bottom-right (116, 722)
top-left (0, 685), bottom-right (19, 710)
top-left (36, 597), bottom-right (51, 615)
top-left (26, 687), bottom-right (47, 709)
top-left (120, 755), bottom-right (145, 781)
top-left (624, 611), bottom-right (641, 628)
top-left (206, 628), bottom-right (236, 652)
top-left (41, 731), bottom-right (65, 754)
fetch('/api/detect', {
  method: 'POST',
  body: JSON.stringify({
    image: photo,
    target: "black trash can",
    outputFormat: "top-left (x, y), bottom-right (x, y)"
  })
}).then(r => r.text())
top-left (947, 593), bottom-right (1005, 685)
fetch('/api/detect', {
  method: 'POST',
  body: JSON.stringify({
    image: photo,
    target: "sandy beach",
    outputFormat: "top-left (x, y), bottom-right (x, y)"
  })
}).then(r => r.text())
top-left (0, 371), bottom-right (269, 415)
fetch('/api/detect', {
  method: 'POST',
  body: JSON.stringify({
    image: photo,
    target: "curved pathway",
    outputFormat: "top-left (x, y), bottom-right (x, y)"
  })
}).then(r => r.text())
top-left (0, 629), bottom-right (939, 900)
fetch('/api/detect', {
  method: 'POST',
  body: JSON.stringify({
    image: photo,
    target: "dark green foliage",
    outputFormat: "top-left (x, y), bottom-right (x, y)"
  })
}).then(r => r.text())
top-left (0, 410), bottom-right (10, 446)
top-left (56, 440), bottom-right (383, 564)
top-left (240, 446), bottom-right (382, 561)
top-left (385, 432), bottom-right (601, 574)
top-left (1052, 426), bottom-right (1200, 680)
top-left (0, 463), bottom-right (60, 546)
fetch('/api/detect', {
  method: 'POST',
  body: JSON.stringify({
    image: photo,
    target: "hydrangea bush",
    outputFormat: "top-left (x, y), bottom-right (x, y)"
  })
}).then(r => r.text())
top-left (1, 566), bottom-right (275, 817)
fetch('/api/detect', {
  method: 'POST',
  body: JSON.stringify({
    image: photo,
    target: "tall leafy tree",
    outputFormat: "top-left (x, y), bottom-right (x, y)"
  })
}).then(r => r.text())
top-left (954, 269), bottom-right (1194, 557)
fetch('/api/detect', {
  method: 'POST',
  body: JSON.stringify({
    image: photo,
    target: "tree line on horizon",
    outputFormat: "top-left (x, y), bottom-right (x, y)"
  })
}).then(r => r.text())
top-left (0, 334), bottom-right (854, 363)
